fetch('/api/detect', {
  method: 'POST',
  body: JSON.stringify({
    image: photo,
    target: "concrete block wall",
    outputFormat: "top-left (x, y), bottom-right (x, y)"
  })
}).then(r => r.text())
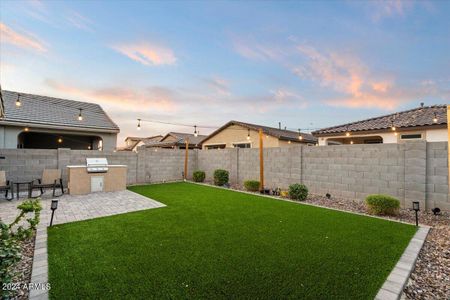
top-left (0, 149), bottom-right (58, 189)
top-left (1, 141), bottom-right (448, 210)
top-left (142, 148), bottom-right (197, 183)
top-left (426, 142), bottom-right (449, 210)
top-left (302, 143), bottom-right (406, 204)
top-left (197, 149), bottom-right (235, 183)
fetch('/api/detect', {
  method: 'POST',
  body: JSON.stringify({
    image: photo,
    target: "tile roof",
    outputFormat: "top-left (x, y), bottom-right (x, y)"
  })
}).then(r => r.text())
top-left (312, 105), bottom-right (447, 136)
top-left (0, 90), bottom-right (119, 132)
top-left (145, 132), bottom-right (207, 148)
top-left (202, 120), bottom-right (317, 144)
top-left (118, 135), bottom-right (163, 151)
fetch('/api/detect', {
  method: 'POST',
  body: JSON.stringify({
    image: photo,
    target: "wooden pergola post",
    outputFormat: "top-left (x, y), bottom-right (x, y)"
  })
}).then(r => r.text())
top-left (259, 129), bottom-right (264, 191)
top-left (184, 139), bottom-right (189, 181)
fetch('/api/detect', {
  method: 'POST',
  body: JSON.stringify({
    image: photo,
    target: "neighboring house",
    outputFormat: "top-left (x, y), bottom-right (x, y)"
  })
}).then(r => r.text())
top-left (117, 135), bottom-right (163, 151)
top-left (201, 120), bottom-right (317, 150)
top-left (313, 104), bottom-right (448, 146)
top-left (144, 132), bottom-right (206, 149)
top-left (0, 90), bottom-right (119, 150)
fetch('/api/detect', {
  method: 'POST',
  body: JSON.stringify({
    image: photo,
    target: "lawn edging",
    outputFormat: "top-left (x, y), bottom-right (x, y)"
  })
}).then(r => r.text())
top-left (375, 226), bottom-right (430, 300)
top-left (29, 218), bottom-right (50, 300)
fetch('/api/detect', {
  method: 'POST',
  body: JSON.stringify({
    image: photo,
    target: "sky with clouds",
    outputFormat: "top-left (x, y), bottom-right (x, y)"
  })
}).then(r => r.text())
top-left (1, 0), bottom-right (449, 145)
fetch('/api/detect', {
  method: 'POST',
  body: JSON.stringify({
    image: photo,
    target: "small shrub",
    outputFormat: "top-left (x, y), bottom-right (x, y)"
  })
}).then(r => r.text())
top-left (366, 194), bottom-right (400, 216)
top-left (288, 184), bottom-right (308, 201)
top-left (244, 180), bottom-right (260, 192)
top-left (193, 170), bottom-right (206, 182)
top-left (1, 199), bottom-right (41, 298)
top-left (213, 169), bottom-right (229, 186)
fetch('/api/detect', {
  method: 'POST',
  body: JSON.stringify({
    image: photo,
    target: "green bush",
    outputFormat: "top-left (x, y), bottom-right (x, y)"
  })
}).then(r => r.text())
top-left (213, 169), bottom-right (229, 186)
top-left (244, 180), bottom-right (260, 192)
top-left (1, 199), bottom-right (42, 298)
top-left (288, 184), bottom-right (308, 201)
top-left (193, 170), bottom-right (206, 182)
top-left (366, 194), bottom-right (400, 216)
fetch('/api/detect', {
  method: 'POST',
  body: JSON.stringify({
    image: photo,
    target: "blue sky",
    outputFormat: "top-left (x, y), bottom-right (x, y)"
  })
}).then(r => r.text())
top-left (1, 0), bottom-right (449, 144)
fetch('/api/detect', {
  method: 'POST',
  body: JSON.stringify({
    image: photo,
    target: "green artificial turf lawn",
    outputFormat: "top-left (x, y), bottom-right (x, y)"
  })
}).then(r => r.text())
top-left (48, 183), bottom-right (416, 299)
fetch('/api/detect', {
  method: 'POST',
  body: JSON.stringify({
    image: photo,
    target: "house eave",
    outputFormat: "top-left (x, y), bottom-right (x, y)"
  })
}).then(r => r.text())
top-left (0, 119), bottom-right (120, 134)
top-left (313, 124), bottom-right (447, 137)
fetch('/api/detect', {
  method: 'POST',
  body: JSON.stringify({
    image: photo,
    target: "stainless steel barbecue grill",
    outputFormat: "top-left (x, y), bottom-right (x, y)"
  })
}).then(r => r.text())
top-left (86, 158), bottom-right (109, 173)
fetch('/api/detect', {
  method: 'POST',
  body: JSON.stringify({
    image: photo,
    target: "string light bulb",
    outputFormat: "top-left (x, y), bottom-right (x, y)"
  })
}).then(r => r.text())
top-left (298, 129), bottom-right (303, 140)
top-left (57, 137), bottom-right (63, 143)
top-left (391, 120), bottom-right (396, 131)
top-left (288, 140), bottom-right (291, 144)
top-left (350, 141), bottom-right (354, 145)
top-left (247, 129), bottom-right (250, 140)
top-left (433, 113), bottom-right (438, 123)
top-left (78, 108), bottom-right (83, 121)
top-left (24, 127), bottom-right (29, 132)
top-left (345, 125), bottom-right (350, 137)
top-left (15, 94), bottom-right (21, 107)
top-left (137, 119), bottom-right (141, 130)
top-left (194, 125), bottom-right (198, 137)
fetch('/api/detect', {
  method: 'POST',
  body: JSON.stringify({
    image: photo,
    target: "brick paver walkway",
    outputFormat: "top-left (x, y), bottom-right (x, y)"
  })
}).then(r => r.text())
top-left (0, 190), bottom-right (165, 300)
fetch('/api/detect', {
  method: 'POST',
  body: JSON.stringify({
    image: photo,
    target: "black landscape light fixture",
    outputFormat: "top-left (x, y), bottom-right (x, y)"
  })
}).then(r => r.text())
top-left (326, 193), bottom-right (331, 199)
top-left (412, 201), bottom-right (420, 226)
top-left (50, 199), bottom-right (59, 226)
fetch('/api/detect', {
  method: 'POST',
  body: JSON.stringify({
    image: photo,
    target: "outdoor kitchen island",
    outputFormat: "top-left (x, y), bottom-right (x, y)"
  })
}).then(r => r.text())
top-left (67, 158), bottom-right (127, 195)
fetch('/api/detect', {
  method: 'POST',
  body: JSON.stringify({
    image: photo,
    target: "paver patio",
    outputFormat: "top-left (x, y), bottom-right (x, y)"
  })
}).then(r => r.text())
top-left (0, 190), bottom-right (165, 300)
top-left (0, 190), bottom-right (165, 226)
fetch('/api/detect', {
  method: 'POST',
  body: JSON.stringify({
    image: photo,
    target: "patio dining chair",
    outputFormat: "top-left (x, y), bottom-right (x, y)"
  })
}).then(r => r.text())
top-left (0, 171), bottom-right (13, 201)
top-left (28, 169), bottom-right (64, 198)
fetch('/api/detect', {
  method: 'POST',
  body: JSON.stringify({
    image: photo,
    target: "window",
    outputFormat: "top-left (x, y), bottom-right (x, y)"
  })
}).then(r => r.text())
top-left (400, 134), bottom-right (422, 140)
top-left (233, 143), bottom-right (251, 148)
top-left (205, 144), bottom-right (226, 150)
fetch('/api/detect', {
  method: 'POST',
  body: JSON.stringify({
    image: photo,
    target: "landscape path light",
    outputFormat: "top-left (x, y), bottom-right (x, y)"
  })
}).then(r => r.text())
top-left (50, 199), bottom-right (59, 226)
top-left (412, 201), bottom-right (420, 226)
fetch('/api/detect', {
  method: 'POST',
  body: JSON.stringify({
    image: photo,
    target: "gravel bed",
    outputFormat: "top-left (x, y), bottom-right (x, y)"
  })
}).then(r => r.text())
top-left (8, 232), bottom-right (35, 300)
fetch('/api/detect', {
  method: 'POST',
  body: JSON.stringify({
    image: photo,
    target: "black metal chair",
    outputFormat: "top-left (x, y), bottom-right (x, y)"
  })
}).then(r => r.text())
top-left (28, 169), bottom-right (64, 198)
top-left (0, 171), bottom-right (13, 201)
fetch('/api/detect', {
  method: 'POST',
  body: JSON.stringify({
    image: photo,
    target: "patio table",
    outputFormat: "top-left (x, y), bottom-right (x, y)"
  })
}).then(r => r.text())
top-left (14, 181), bottom-right (32, 199)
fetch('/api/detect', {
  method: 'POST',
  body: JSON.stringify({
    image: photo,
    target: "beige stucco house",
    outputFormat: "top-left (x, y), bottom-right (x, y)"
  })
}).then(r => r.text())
top-left (313, 104), bottom-right (448, 146)
top-left (201, 120), bottom-right (317, 150)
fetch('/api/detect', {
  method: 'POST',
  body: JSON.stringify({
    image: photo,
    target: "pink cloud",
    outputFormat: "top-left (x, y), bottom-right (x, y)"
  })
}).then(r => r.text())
top-left (293, 44), bottom-right (412, 110)
top-left (45, 79), bottom-right (177, 112)
top-left (0, 22), bottom-right (47, 53)
top-left (112, 42), bottom-right (176, 66)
